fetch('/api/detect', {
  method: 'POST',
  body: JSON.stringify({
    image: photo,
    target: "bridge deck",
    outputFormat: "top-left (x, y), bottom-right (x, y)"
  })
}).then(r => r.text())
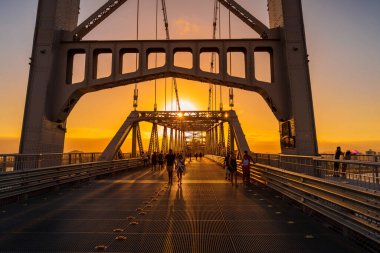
top-left (0, 159), bottom-right (366, 252)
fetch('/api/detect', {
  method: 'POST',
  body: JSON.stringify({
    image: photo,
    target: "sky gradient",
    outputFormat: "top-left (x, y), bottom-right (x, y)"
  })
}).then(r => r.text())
top-left (0, 0), bottom-right (379, 154)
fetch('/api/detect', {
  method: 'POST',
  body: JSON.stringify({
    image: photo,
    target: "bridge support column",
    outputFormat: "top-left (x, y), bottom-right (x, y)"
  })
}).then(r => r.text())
top-left (19, 0), bottom-right (80, 154)
top-left (219, 123), bottom-right (225, 156)
top-left (214, 126), bottom-right (219, 155)
top-left (132, 123), bottom-right (137, 158)
top-left (161, 126), bottom-right (168, 154)
top-left (169, 128), bottom-right (173, 150)
top-left (268, 0), bottom-right (318, 155)
top-left (227, 122), bottom-right (235, 155)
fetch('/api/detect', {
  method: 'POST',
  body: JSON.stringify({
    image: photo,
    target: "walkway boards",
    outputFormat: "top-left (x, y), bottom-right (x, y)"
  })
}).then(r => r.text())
top-left (0, 159), bottom-right (366, 252)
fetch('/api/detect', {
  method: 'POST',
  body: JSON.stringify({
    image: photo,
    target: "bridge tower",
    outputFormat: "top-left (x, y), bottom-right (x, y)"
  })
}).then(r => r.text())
top-left (20, 0), bottom-right (318, 156)
top-left (19, 0), bottom-right (80, 154)
top-left (268, 0), bottom-right (318, 155)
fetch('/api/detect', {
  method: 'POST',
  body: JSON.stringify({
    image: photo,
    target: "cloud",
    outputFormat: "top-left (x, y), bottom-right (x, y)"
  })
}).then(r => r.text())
top-left (174, 18), bottom-right (200, 36)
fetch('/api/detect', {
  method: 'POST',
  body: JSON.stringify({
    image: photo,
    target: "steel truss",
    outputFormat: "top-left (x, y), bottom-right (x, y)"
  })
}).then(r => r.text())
top-left (99, 110), bottom-right (250, 161)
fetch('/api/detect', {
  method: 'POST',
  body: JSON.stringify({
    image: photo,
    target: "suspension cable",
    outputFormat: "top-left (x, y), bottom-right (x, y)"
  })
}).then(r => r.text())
top-left (153, 0), bottom-right (158, 111)
top-left (228, 6), bottom-right (234, 109)
top-left (161, 0), bottom-right (181, 111)
top-left (219, 1), bottom-right (223, 111)
top-left (209, 0), bottom-right (219, 111)
top-left (133, 0), bottom-right (140, 110)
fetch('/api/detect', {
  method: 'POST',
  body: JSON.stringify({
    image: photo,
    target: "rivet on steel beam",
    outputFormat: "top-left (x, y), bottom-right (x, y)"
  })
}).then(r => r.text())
top-left (139, 212), bottom-right (147, 215)
top-left (129, 221), bottom-right (139, 225)
top-left (113, 228), bottom-right (124, 233)
top-left (145, 205), bottom-right (153, 208)
top-left (127, 216), bottom-right (136, 220)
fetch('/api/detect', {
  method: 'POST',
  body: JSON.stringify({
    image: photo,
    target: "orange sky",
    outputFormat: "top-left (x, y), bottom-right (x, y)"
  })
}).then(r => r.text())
top-left (0, 0), bottom-right (380, 154)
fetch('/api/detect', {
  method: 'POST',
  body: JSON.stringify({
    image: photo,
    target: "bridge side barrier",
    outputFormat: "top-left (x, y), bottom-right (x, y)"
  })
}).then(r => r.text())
top-left (251, 153), bottom-right (380, 191)
top-left (0, 152), bottom-right (133, 172)
top-left (0, 158), bottom-right (142, 202)
top-left (205, 155), bottom-right (380, 248)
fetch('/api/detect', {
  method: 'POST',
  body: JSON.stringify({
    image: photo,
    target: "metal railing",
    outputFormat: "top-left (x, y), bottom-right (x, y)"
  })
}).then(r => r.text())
top-left (320, 153), bottom-right (380, 162)
top-left (205, 154), bottom-right (380, 248)
top-left (251, 153), bottom-right (380, 191)
top-left (0, 158), bottom-right (143, 202)
top-left (0, 152), bottom-right (132, 172)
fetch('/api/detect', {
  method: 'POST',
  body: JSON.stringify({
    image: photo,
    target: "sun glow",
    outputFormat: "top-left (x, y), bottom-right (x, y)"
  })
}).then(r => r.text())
top-left (164, 100), bottom-right (198, 111)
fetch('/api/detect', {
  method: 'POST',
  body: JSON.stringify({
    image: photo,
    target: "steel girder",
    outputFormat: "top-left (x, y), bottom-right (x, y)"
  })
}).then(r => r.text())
top-left (52, 39), bottom-right (288, 123)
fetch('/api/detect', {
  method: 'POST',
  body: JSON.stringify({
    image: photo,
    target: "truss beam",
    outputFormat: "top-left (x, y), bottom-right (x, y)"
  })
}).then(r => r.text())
top-left (72, 0), bottom-right (130, 40)
top-left (217, 0), bottom-right (271, 38)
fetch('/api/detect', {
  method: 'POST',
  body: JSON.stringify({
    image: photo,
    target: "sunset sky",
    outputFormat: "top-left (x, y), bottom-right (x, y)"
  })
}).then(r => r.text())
top-left (0, 0), bottom-right (379, 154)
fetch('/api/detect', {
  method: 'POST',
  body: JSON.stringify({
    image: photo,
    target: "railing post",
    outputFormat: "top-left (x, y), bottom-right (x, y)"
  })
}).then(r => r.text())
top-left (1, 155), bottom-right (6, 172)
top-left (37, 154), bottom-right (42, 168)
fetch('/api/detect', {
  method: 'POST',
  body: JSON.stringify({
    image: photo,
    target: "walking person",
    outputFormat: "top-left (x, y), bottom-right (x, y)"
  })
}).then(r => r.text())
top-left (141, 152), bottom-right (148, 167)
top-left (224, 153), bottom-right (231, 180)
top-left (341, 150), bottom-right (351, 179)
top-left (334, 146), bottom-right (343, 177)
top-left (242, 150), bottom-right (254, 186)
top-left (158, 151), bottom-right (164, 170)
top-left (151, 152), bottom-right (157, 172)
top-left (229, 153), bottom-right (238, 186)
top-left (165, 149), bottom-right (176, 185)
top-left (176, 153), bottom-right (185, 185)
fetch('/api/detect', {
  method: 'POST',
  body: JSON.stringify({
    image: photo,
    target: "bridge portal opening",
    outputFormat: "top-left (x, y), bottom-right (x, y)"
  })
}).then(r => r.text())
top-left (174, 50), bottom-right (193, 69)
top-left (66, 49), bottom-right (86, 84)
top-left (120, 48), bottom-right (139, 74)
top-left (254, 48), bottom-right (273, 83)
top-left (227, 49), bottom-right (246, 78)
top-left (199, 49), bottom-right (220, 73)
top-left (147, 49), bottom-right (166, 69)
top-left (93, 49), bottom-right (113, 79)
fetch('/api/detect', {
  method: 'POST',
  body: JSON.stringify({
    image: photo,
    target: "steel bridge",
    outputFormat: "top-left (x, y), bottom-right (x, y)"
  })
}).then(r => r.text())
top-left (0, 0), bottom-right (379, 252)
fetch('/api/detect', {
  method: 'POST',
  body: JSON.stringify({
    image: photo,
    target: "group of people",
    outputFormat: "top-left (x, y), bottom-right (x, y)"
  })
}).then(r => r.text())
top-left (224, 150), bottom-right (254, 186)
top-left (141, 149), bottom-right (186, 185)
top-left (334, 146), bottom-right (352, 178)
top-left (186, 152), bottom-right (203, 161)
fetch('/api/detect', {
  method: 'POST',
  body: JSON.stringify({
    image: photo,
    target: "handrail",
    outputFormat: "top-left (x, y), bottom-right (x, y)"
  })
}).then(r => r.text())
top-left (0, 152), bottom-right (133, 172)
top-left (0, 158), bottom-right (143, 202)
top-left (205, 154), bottom-right (380, 249)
